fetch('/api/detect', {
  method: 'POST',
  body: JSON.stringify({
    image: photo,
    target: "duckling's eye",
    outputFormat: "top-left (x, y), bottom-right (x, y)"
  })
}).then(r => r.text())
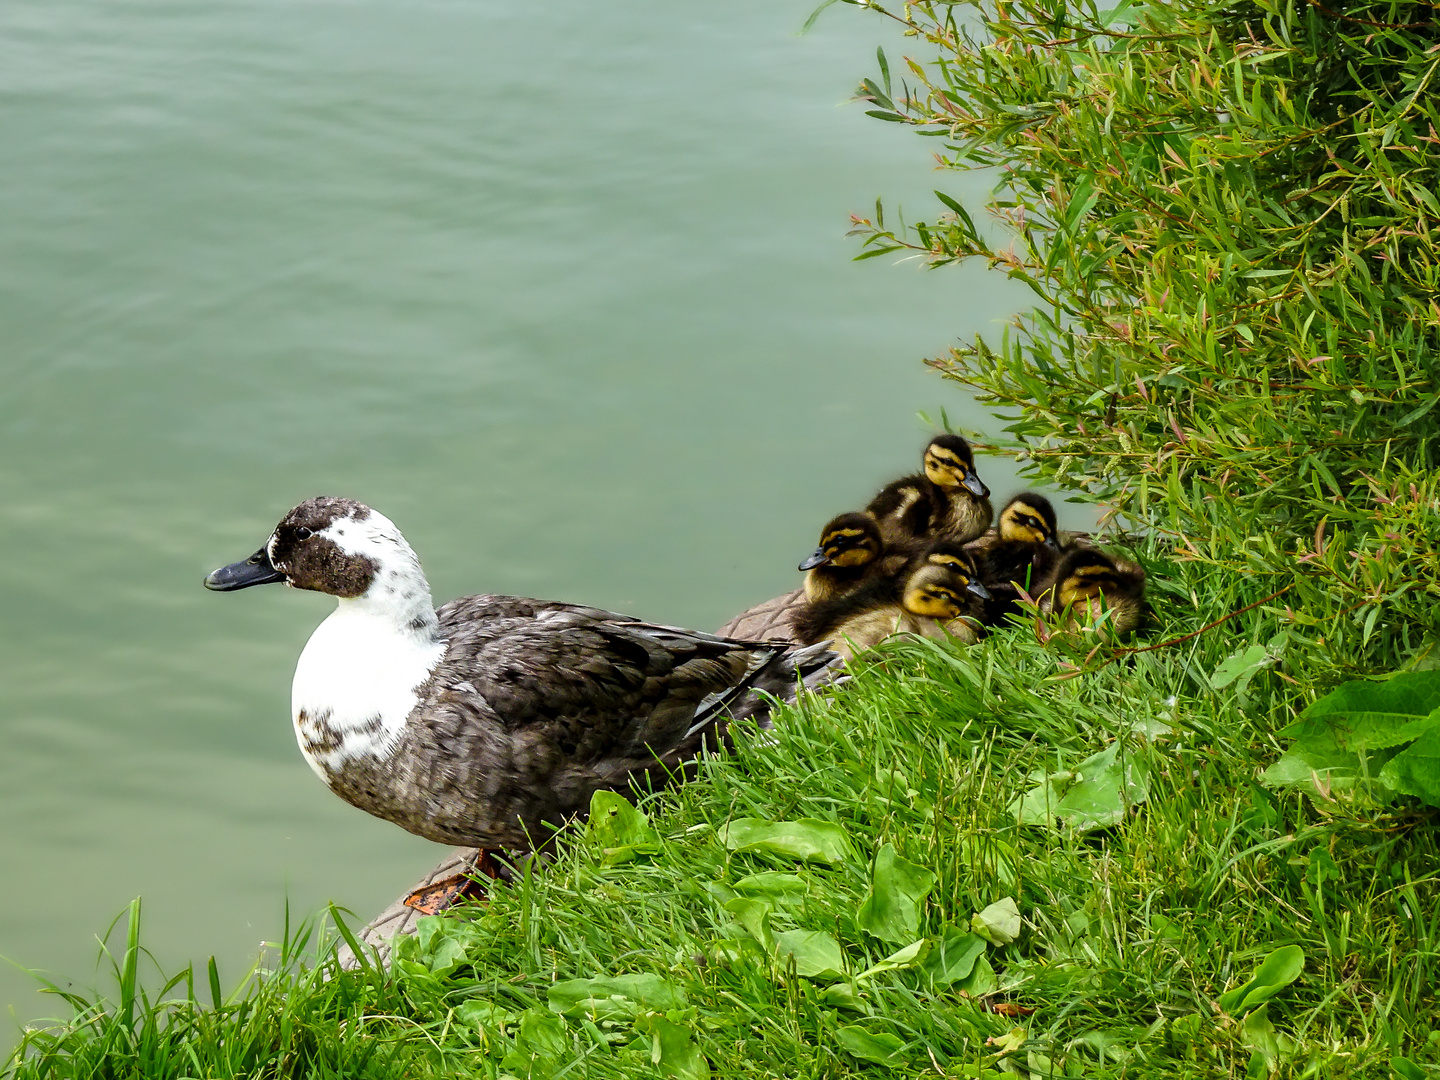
top-left (295, 526), bottom-right (313, 541)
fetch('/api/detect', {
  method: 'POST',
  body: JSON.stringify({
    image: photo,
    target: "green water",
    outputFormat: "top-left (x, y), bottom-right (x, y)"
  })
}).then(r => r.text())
top-left (0, 0), bottom-right (1050, 1028)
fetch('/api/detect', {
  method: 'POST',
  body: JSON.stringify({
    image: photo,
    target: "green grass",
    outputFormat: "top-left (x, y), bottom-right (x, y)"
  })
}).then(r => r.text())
top-left (8, 540), bottom-right (1439, 1078)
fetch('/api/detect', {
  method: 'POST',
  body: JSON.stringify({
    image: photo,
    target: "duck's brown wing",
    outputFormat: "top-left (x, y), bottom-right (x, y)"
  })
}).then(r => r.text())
top-left (392, 596), bottom-right (832, 849)
top-left (433, 596), bottom-right (790, 751)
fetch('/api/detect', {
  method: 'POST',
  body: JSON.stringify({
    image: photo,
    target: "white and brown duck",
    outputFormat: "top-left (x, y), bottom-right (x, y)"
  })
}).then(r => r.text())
top-left (204, 497), bottom-right (837, 860)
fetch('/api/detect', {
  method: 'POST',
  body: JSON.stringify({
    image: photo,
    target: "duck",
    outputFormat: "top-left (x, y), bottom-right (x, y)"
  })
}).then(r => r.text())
top-left (203, 496), bottom-right (838, 856)
top-left (1038, 546), bottom-right (1149, 638)
top-left (793, 540), bottom-right (990, 660)
top-left (968, 493), bottom-right (1062, 624)
top-left (866, 434), bottom-right (994, 547)
top-left (798, 512), bottom-right (914, 603)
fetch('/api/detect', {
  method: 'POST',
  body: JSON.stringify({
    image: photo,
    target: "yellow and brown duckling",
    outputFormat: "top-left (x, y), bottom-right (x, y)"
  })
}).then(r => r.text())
top-left (969, 493), bottom-right (1062, 624)
top-left (794, 540), bottom-right (990, 660)
top-left (799, 512), bottom-right (911, 603)
top-left (1039, 546), bottom-right (1149, 638)
top-left (866, 434), bottom-right (994, 547)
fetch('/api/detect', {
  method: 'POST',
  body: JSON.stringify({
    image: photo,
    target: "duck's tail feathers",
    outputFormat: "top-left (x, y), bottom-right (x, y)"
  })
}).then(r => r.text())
top-left (684, 641), bottom-right (842, 740)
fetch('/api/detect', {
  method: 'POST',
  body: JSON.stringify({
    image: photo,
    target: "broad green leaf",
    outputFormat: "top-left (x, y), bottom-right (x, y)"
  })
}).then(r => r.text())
top-left (836, 1026), bottom-right (906, 1065)
top-left (1028, 1050), bottom-right (1060, 1076)
top-left (501, 1009), bottom-right (568, 1076)
top-left (773, 929), bottom-right (847, 979)
top-left (547, 974), bottom-right (685, 1021)
top-left (1295, 672), bottom-right (1440, 751)
top-left (957, 953), bottom-right (998, 996)
top-left (1218, 945), bottom-right (1305, 1015)
top-left (412, 915), bottom-right (483, 976)
top-left (1304, 670), bottom-right (1440, 723)
top-left (1391, 1056), bottom-right (1427, 1080)
top-left (1260, 720), bottom-right (1371, 793)
top-left (723, 897), bottom-right (774, 952)
top-left (1010, 742), bottom-right (1150, 833)
top-left (856, 937), bottom-right (928, 980)
top-left (718, 818), bottom-right (856, 865)
top-left (1240, 1004), bottom-right (1293, 1072)
top-left (957, 836), bottom-right (1019, 888)
top-left (918, 928), bottom-right (987, 986)
top-left (732, 872), bottom-right (809, 903)
top-left (1209, 643), bottom-right (1275, 690)
top-left (709, 937), bottom-right (766, 970)
top-left (818, 983), bottom-right (869, 1013)
top-left (586, 790), bottom-right (661, 864)
top-left (856, 844), bottom-right (937, 943)
top-left (634, 1015), bottom-right (710, 1080)
top-left (972, 898), bottom-right (1021, 946)
top-left (1378, 727), bottom-right (1440, 806)
top-left (456, 998), bottom-right (516, 1033)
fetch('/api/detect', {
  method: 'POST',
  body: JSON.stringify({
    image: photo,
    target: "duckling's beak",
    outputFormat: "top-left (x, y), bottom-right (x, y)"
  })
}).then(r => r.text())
top-left (962, 473), bottom-right (990, 499)
top-left (966, 579), bottom-right (992, 600)
top-left (799, 548), bottom-right (831, 571)
top-left (204, 547), bottom-right (286, 592)
top-left (1043, 535), bottom-right (1060, 551)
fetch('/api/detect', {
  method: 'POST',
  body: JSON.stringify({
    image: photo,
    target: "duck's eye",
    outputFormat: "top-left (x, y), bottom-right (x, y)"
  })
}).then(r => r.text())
top-left (295, 526), bottom-right (313, 541)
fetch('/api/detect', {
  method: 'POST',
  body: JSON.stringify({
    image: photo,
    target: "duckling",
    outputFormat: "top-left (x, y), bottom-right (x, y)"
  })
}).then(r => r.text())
top-left (204, 497), bottom-right (839, 857)
top-left (799, 512), bottom-right (913, 603)
top-left (794, 541), bottom-right (990, 659)
top-left (1039, 546), bottom-right (1149, 638)
top-left (969, 493), bottom-right (1061, 624)
top-left (866, 434), bottom-right (994, 546)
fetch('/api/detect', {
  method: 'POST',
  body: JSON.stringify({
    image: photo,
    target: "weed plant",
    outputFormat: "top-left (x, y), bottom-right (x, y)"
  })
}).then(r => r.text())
top-left (837, 0), bottom-right (1440, 679)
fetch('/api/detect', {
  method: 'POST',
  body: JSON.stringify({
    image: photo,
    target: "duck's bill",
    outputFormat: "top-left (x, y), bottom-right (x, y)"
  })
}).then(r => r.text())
top-left (204, 547), bottom-right (286, 591)
top-left (966, 579), bottom-right (993, 600)
top-left (963, 473), bottom-right (990, 499)
top-left (1043, 535), bottom-right (1061, 550)
top-left (798, 548), bottom-right (831, 571)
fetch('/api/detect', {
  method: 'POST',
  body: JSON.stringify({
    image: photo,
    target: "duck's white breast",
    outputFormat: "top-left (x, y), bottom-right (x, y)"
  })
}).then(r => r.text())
top-left (290, 606), bottom-right (445, 778)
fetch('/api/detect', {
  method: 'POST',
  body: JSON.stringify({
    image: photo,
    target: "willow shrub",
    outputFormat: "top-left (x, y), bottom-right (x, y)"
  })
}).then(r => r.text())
top-left (835, 0), bottom-right (1440, 682)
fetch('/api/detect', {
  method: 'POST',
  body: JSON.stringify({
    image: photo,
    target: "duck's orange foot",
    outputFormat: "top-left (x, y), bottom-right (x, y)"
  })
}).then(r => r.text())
top-left (402, 849), bottom-right (505, 915)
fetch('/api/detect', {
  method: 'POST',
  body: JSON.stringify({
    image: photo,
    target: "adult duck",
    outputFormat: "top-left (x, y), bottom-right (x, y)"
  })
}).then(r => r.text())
top-left (204, 497), bottom-right (836, 855)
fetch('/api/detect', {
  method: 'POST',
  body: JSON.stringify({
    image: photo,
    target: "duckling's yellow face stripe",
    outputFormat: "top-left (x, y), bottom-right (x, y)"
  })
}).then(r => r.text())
top-left (822, 527), bottom-right (877, 567)
top-left (1059, 567), bottom-right (1120, 608)
top-left (999, 505), bottom-right (1050, 545)
top-left (905, 583), bottom-right (964, 618)
top-left (923, 447), bottom-right (971, 488)
top-left (927, 553), bottom-right (970, 573)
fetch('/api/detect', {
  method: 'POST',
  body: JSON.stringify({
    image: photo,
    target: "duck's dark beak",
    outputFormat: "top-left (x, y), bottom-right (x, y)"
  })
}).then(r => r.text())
top-left (962, 473), bottom-right (990, 499)
top-left (966, 579), bottom-right (992, 600)
top-left (799, 548), bottom-right (830, 571)
top-left (204, 547), bottom-right (286, 592)
top-left (1043, 535), bottom-right (1061, 551)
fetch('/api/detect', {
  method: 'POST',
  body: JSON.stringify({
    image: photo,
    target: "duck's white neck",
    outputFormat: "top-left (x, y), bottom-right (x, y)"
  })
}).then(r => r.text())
top-left (290, 561), bottom-right (445, 780)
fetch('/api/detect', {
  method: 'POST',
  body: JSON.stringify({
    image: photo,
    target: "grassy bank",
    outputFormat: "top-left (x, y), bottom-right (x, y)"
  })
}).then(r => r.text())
top-left (8, 538), bottom-right (1438, 1078)
top-left (9, 0), bottom-right (1440, 1070)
